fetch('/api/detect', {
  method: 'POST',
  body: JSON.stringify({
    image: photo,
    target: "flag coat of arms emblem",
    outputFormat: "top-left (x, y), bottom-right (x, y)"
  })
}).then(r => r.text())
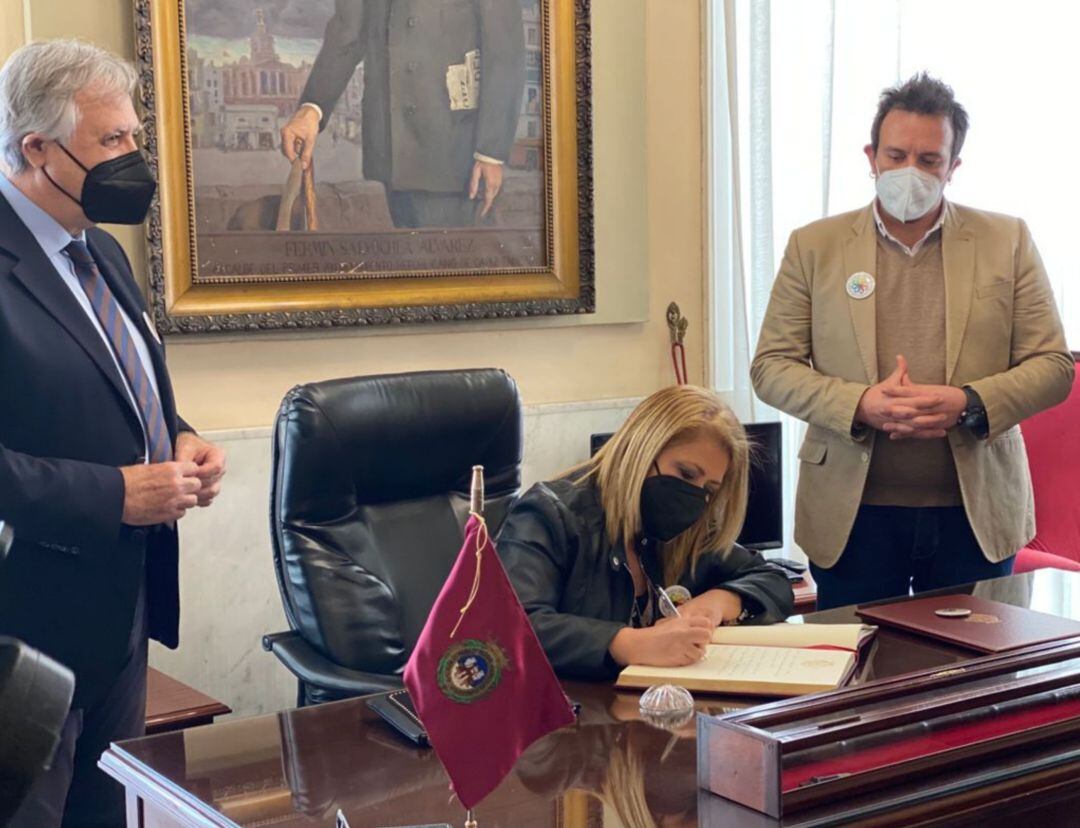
top-left (404, 513), bottom-right (576, 810)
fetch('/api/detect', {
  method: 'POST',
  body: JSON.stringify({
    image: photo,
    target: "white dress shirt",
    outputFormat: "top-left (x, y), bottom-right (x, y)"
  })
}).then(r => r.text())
top-left (873, 199), bottom-right (947, 257)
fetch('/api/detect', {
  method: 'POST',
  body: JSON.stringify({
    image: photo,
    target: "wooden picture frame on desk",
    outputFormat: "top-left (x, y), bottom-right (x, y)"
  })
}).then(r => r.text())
top-left (133, 0), bottom-right (595, 334)
top-left (698, 635), bottom-right (1080, 820)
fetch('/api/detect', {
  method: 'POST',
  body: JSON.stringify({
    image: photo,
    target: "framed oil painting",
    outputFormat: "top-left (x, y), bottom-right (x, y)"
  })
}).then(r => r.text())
top-left (133, 0), bottom-right (594, 333)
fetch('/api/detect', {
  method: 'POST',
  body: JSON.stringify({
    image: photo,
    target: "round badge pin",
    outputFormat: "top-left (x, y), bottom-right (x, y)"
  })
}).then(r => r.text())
top-left (934, 607), bottom-right (972, 619)
top-left (659, 586), bottom-right (692, 617)
top-left (664, 585), bottom-right (691, 606)
top-left (846, 271), bottom-right (876, 300)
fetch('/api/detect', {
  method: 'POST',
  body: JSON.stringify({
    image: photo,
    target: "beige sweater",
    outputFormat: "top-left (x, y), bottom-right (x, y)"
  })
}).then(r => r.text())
top-left (862, 232), bottom-right (962, 507)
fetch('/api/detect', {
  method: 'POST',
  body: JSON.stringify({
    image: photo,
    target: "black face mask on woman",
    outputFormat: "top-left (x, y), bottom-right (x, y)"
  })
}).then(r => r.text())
top-left (44, 141), bottom-right (157, 225)
top-left (639, 462), bottom-right (710, 542)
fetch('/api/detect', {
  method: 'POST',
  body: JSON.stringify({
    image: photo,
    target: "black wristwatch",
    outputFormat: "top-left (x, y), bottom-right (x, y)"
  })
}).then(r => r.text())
top-left (956, 386), bottom-right (989, 439)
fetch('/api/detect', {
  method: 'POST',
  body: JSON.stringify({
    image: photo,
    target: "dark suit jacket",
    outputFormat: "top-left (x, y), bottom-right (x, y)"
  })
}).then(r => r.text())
top-left (0, 191), bottom-right (185, 707)
top-left (302, 0), bottom-right (525, 193)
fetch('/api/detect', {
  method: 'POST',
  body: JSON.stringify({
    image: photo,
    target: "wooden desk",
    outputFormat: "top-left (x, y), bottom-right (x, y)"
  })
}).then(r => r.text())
top-left (105, 570), bottom-right (1080, 827)
top-left (145, 668), bottom-right (231, 735)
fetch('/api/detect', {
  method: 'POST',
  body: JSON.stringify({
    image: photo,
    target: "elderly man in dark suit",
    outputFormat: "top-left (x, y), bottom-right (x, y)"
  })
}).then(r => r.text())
top-left (0, 39), bottom-right (225, 827)
top-left (281, 0), bottom-right (525, 228)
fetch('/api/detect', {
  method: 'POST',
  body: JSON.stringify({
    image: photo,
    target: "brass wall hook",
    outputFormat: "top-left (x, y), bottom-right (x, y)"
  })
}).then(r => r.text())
top-left (666, 302), bottom-right (687, 345)
top-left (666, 302), bottom-right (689, 384)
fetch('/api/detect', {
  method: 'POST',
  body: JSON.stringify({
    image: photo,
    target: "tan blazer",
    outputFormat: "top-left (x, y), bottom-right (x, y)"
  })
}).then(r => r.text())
top-left (751, 202), bottom-right (1074, 568)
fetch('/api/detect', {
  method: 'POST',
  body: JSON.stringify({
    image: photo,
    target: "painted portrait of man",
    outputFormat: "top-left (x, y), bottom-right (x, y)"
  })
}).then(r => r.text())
top-left (282, 0), bottom-right (526, 229)
top-left (184, 0), bottom-right (545, 279)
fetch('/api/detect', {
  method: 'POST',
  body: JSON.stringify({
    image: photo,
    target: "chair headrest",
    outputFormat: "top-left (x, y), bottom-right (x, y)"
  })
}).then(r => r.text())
top-left (274, 368), bottom-right (522, 510)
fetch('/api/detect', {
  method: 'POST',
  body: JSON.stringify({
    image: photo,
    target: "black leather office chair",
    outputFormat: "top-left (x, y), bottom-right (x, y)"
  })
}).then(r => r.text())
top-left (263, 369), bottom-right (523, 705)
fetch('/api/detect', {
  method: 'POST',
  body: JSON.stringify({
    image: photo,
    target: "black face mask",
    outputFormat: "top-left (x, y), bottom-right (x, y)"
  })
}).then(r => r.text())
top-left (640, 464), bottom-right (710, 542)
top-left (44, 142), bottom-right (156, 225)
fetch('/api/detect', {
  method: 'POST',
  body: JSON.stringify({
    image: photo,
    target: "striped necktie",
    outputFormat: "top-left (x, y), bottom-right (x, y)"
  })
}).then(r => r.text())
top-left (64, 240), bottom-right (172, 464)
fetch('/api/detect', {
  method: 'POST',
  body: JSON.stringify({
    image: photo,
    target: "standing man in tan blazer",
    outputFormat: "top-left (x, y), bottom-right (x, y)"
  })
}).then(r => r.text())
top-left (751, 73), bottom-right (1073, 610)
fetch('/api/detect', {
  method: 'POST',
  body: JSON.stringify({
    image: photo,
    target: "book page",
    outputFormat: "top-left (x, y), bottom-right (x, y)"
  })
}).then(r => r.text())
top-left (617, 645), bottom-right (854, 695)
top-left (710, 623), bottom-right (875, 650)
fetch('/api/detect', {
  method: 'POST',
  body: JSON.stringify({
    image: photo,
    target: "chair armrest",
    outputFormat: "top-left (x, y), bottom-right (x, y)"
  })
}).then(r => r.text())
top-left (261, 630), bottom-right (403, 696)
top-left (1015, 547), bottom-right (1080, 574)
top-left (262, 630), bottom-right (298, 651)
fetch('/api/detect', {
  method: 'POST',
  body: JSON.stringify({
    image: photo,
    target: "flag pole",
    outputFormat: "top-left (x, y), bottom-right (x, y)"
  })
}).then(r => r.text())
top-left (469, 464), bottom-right (484, 516)
top-left (465, 465), bottom-right (483, 828)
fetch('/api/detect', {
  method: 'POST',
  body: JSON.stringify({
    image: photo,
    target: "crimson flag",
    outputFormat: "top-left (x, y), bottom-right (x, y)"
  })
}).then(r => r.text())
top-left (404, 513), bottom-right (576, 810)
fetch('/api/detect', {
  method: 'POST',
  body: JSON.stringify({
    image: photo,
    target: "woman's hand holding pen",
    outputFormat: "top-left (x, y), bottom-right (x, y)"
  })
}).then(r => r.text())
top-left (609, 616), bottom-right (713, 667)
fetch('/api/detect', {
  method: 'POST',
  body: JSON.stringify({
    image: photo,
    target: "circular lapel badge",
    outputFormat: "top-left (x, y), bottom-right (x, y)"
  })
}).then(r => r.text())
top-left (437, 639), bottom-right (507, 704)
top-left (659, 585), bottom-right (692, 618)
top-left (665, 585), bottom-right (691, 607)
top-left (846, 272), bottom-right (876, 300)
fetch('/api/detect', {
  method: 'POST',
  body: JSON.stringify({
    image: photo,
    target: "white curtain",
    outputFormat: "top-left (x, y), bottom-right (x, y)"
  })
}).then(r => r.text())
top-left (708, 0), bottom-right (1079, 561)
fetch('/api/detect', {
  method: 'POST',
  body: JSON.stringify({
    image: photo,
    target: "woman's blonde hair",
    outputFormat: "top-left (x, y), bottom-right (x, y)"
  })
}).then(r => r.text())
top-left (590, 736), bottom-right (655, 828)
top-left (584, 724), bottom-right (696, 826)
top-left (565, 385), bottom-right (749, 585)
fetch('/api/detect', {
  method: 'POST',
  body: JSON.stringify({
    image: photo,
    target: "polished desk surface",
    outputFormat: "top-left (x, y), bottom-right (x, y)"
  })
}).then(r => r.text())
top-left (102, 570), bottom-right (1080, 827)
top-left (146, 668), bottom-right (232, 735)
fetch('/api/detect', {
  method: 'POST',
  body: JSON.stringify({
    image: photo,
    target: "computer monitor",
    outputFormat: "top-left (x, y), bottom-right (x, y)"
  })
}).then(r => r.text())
top-left (589, 420), bottom-right (782, 550)
top-left (738, 422), bottom-right (783, 551)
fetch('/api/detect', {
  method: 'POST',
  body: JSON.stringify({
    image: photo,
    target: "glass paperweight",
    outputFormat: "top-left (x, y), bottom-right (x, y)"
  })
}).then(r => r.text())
top-left (638, 683), bottom-right (695, 729)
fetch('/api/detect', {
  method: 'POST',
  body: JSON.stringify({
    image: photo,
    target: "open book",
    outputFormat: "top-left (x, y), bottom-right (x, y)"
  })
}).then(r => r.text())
top-left (709, 622), bottom-right (876, 650)
top-left (615, 623), bottom-right (875, 697)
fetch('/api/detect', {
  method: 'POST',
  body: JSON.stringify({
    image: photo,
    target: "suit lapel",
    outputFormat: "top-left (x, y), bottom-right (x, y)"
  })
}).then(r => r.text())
top-left (942, 204), bottom-right (975, 386)
top-left (0, 195), bottom-right (142, 434)
top-left (842, 205), bottom-right (880, 385)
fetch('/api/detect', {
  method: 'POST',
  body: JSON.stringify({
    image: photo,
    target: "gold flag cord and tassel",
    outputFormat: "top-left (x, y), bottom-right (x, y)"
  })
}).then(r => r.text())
top-left (450, 466), bottom-right (487, 640)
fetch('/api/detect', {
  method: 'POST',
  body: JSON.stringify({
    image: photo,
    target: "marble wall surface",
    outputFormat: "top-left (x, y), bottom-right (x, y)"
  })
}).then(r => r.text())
top-left (148, 398), bottom-right (640, 719)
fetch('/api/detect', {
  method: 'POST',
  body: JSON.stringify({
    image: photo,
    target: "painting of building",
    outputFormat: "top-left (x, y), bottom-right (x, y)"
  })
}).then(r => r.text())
top-left (187, 8), bottom-right (362, 153)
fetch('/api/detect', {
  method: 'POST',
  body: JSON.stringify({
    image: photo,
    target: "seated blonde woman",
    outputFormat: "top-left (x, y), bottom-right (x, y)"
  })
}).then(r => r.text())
top-left (498, 385), bottom-right (794, 679)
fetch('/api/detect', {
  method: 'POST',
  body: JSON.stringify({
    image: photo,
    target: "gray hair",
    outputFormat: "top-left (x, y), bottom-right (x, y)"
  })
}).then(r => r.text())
top-left (0, 39), bottom-right (137, 173)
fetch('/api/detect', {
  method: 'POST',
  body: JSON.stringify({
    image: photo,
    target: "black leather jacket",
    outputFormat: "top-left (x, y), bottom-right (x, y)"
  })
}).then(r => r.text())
top-left (497, 477), bottom-right (795, 680)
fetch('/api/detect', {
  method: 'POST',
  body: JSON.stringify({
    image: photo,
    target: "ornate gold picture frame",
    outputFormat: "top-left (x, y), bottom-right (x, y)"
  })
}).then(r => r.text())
top-left (134, 0), bottom-right (594, 333)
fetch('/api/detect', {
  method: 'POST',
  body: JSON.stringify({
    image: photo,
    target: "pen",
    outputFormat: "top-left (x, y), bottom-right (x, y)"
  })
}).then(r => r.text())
top-left (657, 586), bottom-right (682, 619)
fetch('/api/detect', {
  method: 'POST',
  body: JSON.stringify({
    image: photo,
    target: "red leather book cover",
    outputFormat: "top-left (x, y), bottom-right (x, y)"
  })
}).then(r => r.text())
top-left (856, 594), bottom-right (1080, 653)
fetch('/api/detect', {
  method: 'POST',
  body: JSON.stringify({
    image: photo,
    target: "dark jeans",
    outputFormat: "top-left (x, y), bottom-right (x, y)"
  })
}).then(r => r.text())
top-left (810, 505), bottom-right (1015, 611)
top-left (10, 588), bottom-right (147, 828)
